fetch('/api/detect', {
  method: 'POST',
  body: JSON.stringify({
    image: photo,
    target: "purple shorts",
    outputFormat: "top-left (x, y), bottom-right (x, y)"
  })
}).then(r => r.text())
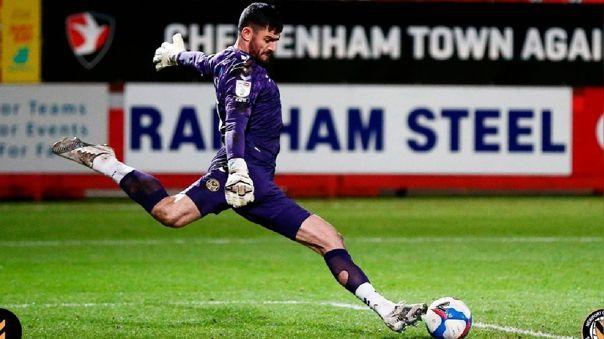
top-left (182, 166), bottom-right (311, 240)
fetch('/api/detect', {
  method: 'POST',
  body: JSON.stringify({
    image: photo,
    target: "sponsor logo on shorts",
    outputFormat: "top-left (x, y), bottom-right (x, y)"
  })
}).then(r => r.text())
top-left (0, 308), bottom-right (22, 339)
top-left (206, 178), bottom-right (220, 192)
top-left (583, 309), bottom-right (604, 339)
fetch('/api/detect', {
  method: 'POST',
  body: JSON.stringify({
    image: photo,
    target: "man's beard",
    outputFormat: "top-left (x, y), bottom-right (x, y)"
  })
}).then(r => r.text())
top-left (250, 41), bottom-right (271, 63)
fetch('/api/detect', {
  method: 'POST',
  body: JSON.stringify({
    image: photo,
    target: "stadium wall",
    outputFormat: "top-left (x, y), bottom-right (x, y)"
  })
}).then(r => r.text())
top-left (0, 84), bottom-right (602, 199)
top-left (1, 1), bottom-right (602, 199)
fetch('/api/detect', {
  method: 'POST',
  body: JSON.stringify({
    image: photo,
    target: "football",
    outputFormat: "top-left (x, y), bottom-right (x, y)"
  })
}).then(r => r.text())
top-left (424, 297), bottom-right (472, 339)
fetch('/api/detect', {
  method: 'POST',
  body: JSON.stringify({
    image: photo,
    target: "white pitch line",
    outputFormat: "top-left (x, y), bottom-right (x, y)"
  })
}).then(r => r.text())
top-left (4, 300), bottom-right (573, 338)
top-left (170, 300), bottom-right (369, 310)
top-left (0, 238), bottom-right (260, 247)
top-left (472, 322), bottom-right (574, 339)
top-left (0, 236), bottom-right (601, 248)
top-left (4, 302), bottom-right (135, 308)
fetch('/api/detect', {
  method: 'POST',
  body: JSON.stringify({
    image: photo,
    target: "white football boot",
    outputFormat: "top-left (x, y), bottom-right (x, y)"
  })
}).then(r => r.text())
top-left (52, 137), bottom-right (115, 168)
top-left (382, 302), bottom-right (428, 333)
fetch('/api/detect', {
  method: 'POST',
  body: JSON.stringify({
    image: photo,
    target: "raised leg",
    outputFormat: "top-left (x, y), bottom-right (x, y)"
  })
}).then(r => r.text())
top-left (52, 137), bottom-right (201, 228)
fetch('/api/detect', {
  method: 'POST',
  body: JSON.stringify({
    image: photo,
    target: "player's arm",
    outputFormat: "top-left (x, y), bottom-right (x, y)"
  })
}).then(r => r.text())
top-left (223, 62), bottom-right (259, 208)
top-left (152, 34), bottom-right (214, 76)
top-left (176, 51), bottom-right (214, 76)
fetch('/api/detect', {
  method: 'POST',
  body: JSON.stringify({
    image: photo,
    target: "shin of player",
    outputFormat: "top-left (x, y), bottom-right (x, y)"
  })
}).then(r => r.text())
top-left (297, 215), bottom-right (426, 332)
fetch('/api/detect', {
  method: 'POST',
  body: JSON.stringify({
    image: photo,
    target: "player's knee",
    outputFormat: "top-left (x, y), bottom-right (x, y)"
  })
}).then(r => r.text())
top-left (153, 205), bottom-right (187, 228)
top-left (320, 233), bottom-right (346, 255)
top-left (167, 216), bottom-right (190, 228)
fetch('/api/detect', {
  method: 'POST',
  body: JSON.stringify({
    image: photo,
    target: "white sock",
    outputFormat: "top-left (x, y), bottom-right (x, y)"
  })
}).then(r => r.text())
top-left (355, 282), bottom-right (396, 318)
top-left (92, 154), bottom-right (134, 184)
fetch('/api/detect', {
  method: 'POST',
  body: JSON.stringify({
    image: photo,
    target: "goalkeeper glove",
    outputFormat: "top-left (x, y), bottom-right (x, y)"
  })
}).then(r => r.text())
top-left (225, 158), bottom-right (255, 208)
top-left (153, 33), bottom-right (185, 71)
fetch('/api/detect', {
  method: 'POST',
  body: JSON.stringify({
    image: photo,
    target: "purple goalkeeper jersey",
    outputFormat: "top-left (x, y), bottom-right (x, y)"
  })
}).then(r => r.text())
top-left (177, 47), bottom-right (282, 172)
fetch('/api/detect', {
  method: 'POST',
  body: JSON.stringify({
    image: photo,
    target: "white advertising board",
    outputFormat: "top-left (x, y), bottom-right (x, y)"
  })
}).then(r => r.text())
top-left (125, 84), bottom-right (571, 175)
top-left (0, 84), bottom-right (108, 173)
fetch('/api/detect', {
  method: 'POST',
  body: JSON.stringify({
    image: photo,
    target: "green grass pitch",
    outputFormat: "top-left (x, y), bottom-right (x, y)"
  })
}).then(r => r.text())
top-left (1, 197), bottom-right (602, 338)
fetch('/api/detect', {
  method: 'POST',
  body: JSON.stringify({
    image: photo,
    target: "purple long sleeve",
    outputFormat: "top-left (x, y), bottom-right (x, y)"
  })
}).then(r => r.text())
top-left (224, 75), bottom-right (259, 160)
top-left (177, 51), bottom-right (214, 76)
top-left (224, 105), bottom-right (250, 160)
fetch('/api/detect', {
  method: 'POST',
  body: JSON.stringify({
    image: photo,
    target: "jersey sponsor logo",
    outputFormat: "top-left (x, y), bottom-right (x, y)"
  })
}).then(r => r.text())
top-left (235, 80), bottom-right (251, 98)
top-left (66, 12), bottom-right (115, 69)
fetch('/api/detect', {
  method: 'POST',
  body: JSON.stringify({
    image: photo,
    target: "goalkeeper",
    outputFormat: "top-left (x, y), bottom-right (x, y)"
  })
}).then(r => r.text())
top-left (52, 2), bottom-right (426, 333)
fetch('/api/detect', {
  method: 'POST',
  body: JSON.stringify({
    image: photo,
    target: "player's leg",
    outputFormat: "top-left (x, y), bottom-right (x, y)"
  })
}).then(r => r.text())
top-left (96, 152), bottom-right (206, 227)
top-left (150, 194), bottom-right (201, 228)
top-left (52, 137), bottom-right (202, 228)
top-left (235, 178), bottom-right (426, 333)
top-left (295, 215), bottom-right (426, 332)
top-left (112, 168), bottom-right (202, 228)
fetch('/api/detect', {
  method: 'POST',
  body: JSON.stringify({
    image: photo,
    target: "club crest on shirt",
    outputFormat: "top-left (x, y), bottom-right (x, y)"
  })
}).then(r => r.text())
top-left (206, 178), bottom-right (220, 192)
top-left (235, 80), bottom-right (251, 98)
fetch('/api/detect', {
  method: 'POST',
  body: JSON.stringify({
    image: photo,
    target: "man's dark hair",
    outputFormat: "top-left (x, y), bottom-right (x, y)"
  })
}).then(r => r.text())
top-left (238, 2), bottom-right (283, 33)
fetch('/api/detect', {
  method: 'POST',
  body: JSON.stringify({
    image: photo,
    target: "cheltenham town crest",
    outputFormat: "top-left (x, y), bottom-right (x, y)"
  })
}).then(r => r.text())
top-left (66, 12), bottom-right (115, 69)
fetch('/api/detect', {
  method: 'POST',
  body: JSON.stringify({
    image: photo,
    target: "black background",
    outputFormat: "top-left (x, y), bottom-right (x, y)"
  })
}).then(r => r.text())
top-left (43, 0), bottom-right (604, 85)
